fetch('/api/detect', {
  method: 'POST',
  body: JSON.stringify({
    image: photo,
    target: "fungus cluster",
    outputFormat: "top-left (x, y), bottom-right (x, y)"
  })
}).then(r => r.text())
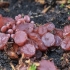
top-left (0, 14), bottom-right (70, 59)
top-left (0, 14), bottom-right (70, 70)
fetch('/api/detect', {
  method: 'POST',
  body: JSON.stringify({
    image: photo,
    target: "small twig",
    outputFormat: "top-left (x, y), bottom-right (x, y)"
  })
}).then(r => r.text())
top-left (56, 0), bottom-right (67, 4)
top-left (19, 54), bottom-right (24, 65)
top-left (10, 63), bottom-right (16, 70)
top-left (35, 0), bottom-right (46, 4)
top-left (15, 54), bottom-right (25, 70)
top-left (41, 6), bottom-right (51, 14)
top-left (7, 42), bottom-right (14, 44)
top-left (66, 5), bottom-right (70, 9)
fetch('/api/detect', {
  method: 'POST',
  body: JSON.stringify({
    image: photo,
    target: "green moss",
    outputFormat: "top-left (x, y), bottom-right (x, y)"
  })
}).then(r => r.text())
top-left (29, 64), bottom-right (36, 70)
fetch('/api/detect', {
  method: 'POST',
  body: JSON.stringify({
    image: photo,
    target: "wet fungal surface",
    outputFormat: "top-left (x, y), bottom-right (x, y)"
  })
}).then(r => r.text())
top-left (0, 0), bottom-right (70, 70)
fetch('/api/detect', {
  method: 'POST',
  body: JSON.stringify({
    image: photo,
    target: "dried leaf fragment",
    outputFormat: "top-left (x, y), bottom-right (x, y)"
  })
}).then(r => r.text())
top-left (0, 1), bottom-right (9, 8)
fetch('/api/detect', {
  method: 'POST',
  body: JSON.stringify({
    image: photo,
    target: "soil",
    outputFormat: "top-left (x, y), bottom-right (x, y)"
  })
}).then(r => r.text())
top-left (0, 0), bottom-right (70, 70)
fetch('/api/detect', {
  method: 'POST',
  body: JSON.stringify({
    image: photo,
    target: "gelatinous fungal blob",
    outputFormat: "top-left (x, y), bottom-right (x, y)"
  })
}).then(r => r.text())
top-left (37, 60), bottom-right (57, 70)
top-left (0, 33), bottom-right (10, 50)
top-left (54, 35), bottom-right (62, 46)
top-left (20, 44), bottom-right (36, 58)
top-left (63, 25), bottom-right (70, 38)
top-left (61, 37), bottom-right (70, 51)
top-left (38, 25), bottom-right (47, 36)
top-left (42, 32), bottom-right (55, 47)
top-left (14, 31), bottom-right (28, 46)
top-left (54, 28), bottom-right (63, 39)
top-left (45, 22), bottom-right (55, 32)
